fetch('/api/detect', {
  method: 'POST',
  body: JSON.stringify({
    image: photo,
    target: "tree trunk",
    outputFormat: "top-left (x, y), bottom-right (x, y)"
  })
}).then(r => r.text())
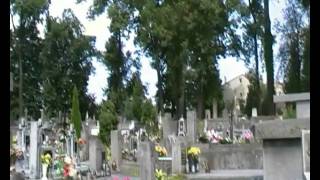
top-left (263, 0), bottom-right (275, 115)
top-left (254, 34), bottom-right (260, 88)
top-left (196, 79), bottom-right (204, 119)
top-left (156, 58), bottom-right (164, 113)
top-left (176, 65), bottom-right (185, 119)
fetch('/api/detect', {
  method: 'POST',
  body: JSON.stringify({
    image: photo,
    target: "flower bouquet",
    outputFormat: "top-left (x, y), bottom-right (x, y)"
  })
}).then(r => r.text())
top-left (77, 138), bottom-right (86, 145)
top-left (155, 145), bottom-right (167, 157)
top-left (187, 147), bottom-right (201, 173)
top-left (241, 130), bottom-right (253, 143)
top-left (155, 169), bottom-right (167, 180)
top-left (41, 153), bottom-right (52, 180)
top-left (63, 156), bottom-right (77, 179)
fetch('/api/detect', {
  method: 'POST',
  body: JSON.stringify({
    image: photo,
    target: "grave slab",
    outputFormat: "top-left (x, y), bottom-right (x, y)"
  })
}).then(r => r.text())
top-left (255, 119), bottom-right (310, 139)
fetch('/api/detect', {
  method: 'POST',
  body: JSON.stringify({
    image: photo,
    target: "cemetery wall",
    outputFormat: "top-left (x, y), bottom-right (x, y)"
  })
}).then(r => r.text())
top-left (199, 143), bottom-right (263, 170)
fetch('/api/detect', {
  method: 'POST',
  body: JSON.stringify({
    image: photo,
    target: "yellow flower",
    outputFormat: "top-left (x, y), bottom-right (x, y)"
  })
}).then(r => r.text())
top-left (155, 169), bottom-right (167, 180)
top-left (187, 147), bottom-right (201, 156)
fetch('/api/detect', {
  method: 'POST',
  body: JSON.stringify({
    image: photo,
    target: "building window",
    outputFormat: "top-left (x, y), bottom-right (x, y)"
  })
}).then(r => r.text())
top-left (239, 78), bottom-right (242, 83)
top-left (240, 93), bottom-right (243, 97)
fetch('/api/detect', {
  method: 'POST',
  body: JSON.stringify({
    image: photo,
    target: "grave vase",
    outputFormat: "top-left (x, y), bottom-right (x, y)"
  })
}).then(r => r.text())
top-left (191, 164), bottom-right (195, 173)
top-left (194, 157), bottom-right (199, 173)
top-left (187, 156), bottom-right (193, 173)
top-left (41, 164), bottom-right (48, 180)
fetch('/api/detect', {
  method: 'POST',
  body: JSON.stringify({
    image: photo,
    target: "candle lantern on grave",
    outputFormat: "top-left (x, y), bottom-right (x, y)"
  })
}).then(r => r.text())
top-left (178, 116), bottom-right (186, 136)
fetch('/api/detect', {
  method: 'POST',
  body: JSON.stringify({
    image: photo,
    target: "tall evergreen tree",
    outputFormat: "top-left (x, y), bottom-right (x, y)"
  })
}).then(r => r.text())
top-left (71, 86), bottom-right (82, 139)
top-left (262, 0), bottom-right (275, 115)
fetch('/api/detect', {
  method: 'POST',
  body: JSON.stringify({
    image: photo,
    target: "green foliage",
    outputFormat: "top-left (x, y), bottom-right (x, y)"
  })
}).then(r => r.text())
top-left (283, 104), bottom-right (296, 119)
top-left (11, 2), bottom-right (97, 120)
top-left (276, 0), bottom-right (309, 94)
top-left (10, 0), bottom-right (49, 119)
top-left (98, 100), bottom-right (118, 145)
top-left (263, 0), bottom-right (275, 115)
top-left (71, 86), bottom-right (82, 139)
top-left (301, 27), bottom-right (310, 91)
top-left (104, 145), bottom-right (111, 161)
top-left (167, 174), bottom-right (186, 180)
top-left (40, 9), bottom-right (96, 118)
top-left (245, 71), bottom-right (261, 117)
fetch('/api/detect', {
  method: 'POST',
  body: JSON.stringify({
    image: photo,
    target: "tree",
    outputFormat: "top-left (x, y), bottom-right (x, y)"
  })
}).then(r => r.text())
top-left (71, 86), bottom-right (82, 139)
top-left (40, 9), bottom-right (96, 119)
top-left (245, 71), bottom-right (261, 116)
top-left (10, 0), bottom-right (50, 119)
top-left (98, 100), bottom-right (118, 145)
top-left (81, 0), bottom-right (248, 120)
top-left (262, 0), bottom-right (275, 115)
top-left (102, 35), bottom-right (130, 114)
top-left (301, 27), bottom-right (309, 91)
top-left (275, 0), bottom-right (309, 93)
top-left (240, 0), bottom-right (264, 113)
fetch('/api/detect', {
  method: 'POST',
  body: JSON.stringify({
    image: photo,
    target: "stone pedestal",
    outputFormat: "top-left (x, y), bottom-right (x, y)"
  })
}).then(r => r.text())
top-left (256, 119), bottom-right (310, 180)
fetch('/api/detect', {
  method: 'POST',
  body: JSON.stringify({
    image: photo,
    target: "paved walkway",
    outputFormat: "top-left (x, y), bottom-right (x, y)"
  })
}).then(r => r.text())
top-left (98, 174), bottom-right (140, 180)
top-left (186, 169), bottom-right (263, 180)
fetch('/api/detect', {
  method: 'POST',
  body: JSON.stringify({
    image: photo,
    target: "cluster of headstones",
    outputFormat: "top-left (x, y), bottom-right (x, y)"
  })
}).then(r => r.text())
top-left (10, 110), bottom-right (112, 179)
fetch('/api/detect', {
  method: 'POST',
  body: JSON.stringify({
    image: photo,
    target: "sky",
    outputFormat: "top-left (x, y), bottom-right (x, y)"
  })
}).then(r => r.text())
top-left (13, 0), bottom-right (287, 104)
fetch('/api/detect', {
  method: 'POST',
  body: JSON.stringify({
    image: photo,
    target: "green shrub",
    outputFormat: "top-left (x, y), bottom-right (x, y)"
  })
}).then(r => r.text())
top-left (283, 104), bottom-right (296, 119)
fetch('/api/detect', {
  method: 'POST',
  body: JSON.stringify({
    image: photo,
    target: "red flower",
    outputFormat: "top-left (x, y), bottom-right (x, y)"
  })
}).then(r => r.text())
top-left (78, 138), bottom-right (86, 145)
top-left (63, 164), bottom-right (70, 177)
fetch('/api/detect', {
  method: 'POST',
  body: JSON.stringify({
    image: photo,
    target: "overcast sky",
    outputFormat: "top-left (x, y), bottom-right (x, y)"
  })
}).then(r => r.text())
top-left (12, 0), bottom-right (286, 104)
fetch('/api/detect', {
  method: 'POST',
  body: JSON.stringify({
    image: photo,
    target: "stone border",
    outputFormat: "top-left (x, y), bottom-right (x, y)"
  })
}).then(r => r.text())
top-left (273, 93), bottom-right (310, 103)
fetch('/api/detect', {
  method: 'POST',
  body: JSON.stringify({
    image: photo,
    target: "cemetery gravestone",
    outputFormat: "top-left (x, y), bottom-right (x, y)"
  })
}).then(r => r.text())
top-left (89, 122), bottom-right (103, 172)
top-left (138, 141), bottom-right (155, 180)
top-left (212, 101), bottom-right (218, 119)
top-left (172, 141), bottom-right (182, 174)
top-left (256, 119), bottom-right (309, 180)
top-left (29, 121), bottom-right (41, 179)
top-left (252, 108), bottom-right (257, 117)
top-left (111, 130), bottom-right (121, 172)
top-left (205, 110), bottom-right (211, 120)
top-left (89, 136), bottom-right (103, 172)
top-left (187, 111), bottom-right (196, 143)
